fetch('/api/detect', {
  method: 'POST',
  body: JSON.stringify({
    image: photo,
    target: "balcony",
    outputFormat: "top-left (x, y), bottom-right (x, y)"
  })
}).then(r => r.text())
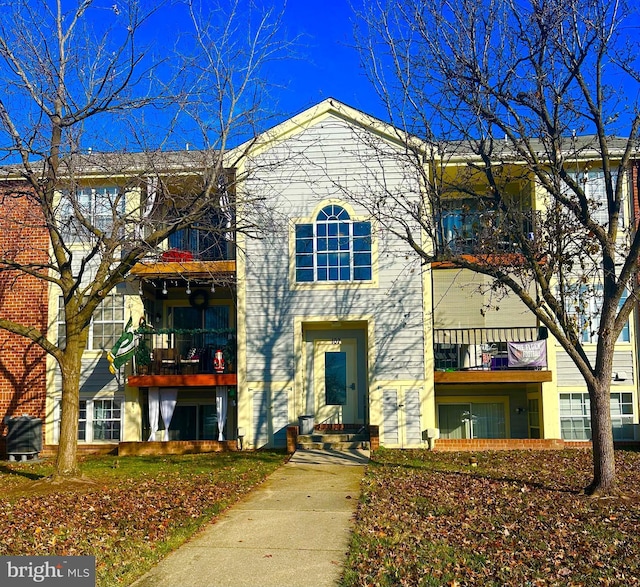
top-left (130, 223), bottom-right (236, 282)
top-left (164, 226), bottom-right (234, 262)
top-left (128, 327), bottom-right (237, 388)
top-left (434, 327), bottom-right (552, 384)
top-left (437, 209), bottom-right (537, 256)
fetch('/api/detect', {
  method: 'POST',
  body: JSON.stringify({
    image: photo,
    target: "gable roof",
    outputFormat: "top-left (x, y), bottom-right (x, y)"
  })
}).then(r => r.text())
top-left (233, 97), bottom-right (426, 160)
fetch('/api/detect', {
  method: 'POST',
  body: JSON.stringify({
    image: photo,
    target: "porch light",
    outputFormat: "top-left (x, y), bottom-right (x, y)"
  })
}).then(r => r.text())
top-left (138, 281), bottom-right (143, 296)
top-left (186, 281), bottom-right (191, 295)
top-left (210, 282), bottom-right (216, 293)
top-left (162, 281), bottom-right (168, 295)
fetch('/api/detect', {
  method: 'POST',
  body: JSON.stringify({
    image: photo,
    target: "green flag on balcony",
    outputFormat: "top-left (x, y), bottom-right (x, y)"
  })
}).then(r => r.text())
top-left (107, 316), bottom-right (137, 375)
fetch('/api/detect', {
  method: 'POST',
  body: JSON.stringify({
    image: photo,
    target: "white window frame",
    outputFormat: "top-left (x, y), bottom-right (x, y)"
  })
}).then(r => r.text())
top-left (60, 186), bottom-right (126, 239)
top-left (91, 398), bottom-right (122, 441)
top-left (57, 294), bottom-right (126, 350)
top-left (559, 392), bottom-right (591, 440)
top-left (565, 285), bottom-right (630, 344)
top-left (610, 392), bottom-right (635, 441)
top-left (564, 170), bottom-right (624, 228)
top-left (559, 392), bottom-right (634, 441)
top-left (56, 397), bottom-right (122, 443)
top-left (90, 294), bottom-right (126, 350)
top-left (295, 204), bottom-right (372, 283)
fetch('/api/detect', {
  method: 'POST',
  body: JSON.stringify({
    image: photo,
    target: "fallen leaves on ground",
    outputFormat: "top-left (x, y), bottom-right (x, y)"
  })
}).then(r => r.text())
top-left (0, 452), bottom-right (286, 586)
top-left (341, 449), bottom-right (640, 587)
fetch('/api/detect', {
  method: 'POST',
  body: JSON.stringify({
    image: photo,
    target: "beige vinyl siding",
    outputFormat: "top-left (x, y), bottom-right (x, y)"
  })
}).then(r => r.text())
top-left (432, 268), bottom-right (537, 329)
top-left (555, 348), bottom-right (635, 387)
top-left (242, 115), bottom-right (425, 383)
top-left (52, 356), bottom-right (122, 395)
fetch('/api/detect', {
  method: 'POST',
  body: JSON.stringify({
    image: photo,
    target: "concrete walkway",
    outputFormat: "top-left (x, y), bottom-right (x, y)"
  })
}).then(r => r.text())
top-left (130, 449), bottom-right (369, 587)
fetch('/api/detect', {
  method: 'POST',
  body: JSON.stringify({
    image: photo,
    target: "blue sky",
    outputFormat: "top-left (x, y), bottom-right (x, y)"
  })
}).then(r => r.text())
top-left (10, 1), bottom-right (638, 155)
top-left (0, 0), bottom-right (386, 159)
top-left (271, 0), bottom-right (383, 120)
top-left (133, 0), bottom-right (385, 150)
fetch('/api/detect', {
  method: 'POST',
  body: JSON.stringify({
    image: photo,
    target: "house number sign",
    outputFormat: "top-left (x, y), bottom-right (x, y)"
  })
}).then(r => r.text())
top-left (332, 338), bottom-right (341, 345)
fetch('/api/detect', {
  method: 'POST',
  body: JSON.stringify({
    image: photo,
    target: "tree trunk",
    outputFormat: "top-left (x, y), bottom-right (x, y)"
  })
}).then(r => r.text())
top-left (586, 380), bottom-right (617, 496)
top-left (54, 334), bottom-right (85, 479)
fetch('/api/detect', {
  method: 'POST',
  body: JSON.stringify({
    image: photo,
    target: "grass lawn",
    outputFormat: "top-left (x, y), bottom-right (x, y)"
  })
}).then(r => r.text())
top-left (0, 451), bottom-right (287, 587)
top-left (341, 449), bottom-right (640, 587)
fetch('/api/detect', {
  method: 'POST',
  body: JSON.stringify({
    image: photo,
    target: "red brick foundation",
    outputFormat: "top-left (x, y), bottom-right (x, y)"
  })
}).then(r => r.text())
top-left (117, 440), bottom-right (238, 456)
top-left (286, 426), bottom-right (298, 453)
top-left (433, 438), bottom-right (586, 451)
top-left (40, 444), bottom-right (119, 458)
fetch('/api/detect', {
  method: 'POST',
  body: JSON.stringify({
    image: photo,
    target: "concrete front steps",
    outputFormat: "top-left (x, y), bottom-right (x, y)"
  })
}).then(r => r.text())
top-left (297, 429), bottom-right (370, 451)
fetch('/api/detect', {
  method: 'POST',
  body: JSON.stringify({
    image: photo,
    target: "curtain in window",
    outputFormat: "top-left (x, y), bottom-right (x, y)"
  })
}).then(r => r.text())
top-left (148, 387), bottom-right (160, 441)
top-left (216, 388), bottom-right (228, 441)
top-left (93, 401), bottom-right (107, 440)
top-left (439, 210), bottom-right (463, 248)
top-left (160, 388), bottom-right (178, 441)
top-left (438, 405), bottom-right (468, 439)
top-left (472, 403), bottom-right (506, 438)
top-left (136, 177), bottom-right (158, 241)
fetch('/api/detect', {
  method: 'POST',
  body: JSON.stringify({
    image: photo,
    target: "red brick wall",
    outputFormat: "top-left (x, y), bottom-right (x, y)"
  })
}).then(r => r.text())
top-left (0, 182), bottom-right (49, 442)
top-left (434, 439), bottom-right (578, 451)
top-left (118, 440), bottom-right (238, 456)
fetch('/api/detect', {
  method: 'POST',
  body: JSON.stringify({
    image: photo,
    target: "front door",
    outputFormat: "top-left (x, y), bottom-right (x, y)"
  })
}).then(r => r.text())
top-left (314, 338), bottom-right (358, 425)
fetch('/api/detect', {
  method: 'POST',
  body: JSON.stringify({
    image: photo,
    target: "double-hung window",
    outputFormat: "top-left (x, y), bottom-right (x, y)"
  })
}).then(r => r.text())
top-left (77, 398), bottom-right (122, 442)
top-left (559, 393), bottom-right (591, 440)
top-left (564, 170), bottom-right (624, 227)
top-left (565, 285), bottom-right (630, 344)
top-left (559, 392), bottom-right (634, 441)
top-left (295, 205), bottom-right (372, 282)
top-left (59, 186), bottom-right (125, 239)
top-left (57, 294), bottom-right (126, 350)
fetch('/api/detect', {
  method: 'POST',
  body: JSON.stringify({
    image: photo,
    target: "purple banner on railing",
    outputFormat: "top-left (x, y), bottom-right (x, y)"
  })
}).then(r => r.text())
top-left (507, 340), bottom-right (547, 368)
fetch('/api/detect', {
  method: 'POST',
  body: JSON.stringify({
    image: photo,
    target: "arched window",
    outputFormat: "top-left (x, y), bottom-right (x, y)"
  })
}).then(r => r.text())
top-left (295, 205), bottom-right (372, 282)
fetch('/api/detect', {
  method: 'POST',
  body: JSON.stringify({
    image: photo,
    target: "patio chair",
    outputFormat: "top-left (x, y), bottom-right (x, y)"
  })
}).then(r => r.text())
top-left (155, 348), bottom-right (178, 374)
top-left (180, 347), bottom-right (202, 374)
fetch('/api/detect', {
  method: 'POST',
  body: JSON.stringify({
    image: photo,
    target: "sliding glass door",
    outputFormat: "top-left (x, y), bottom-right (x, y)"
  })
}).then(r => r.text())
top-left (438, 402), bottom-right (506, 439)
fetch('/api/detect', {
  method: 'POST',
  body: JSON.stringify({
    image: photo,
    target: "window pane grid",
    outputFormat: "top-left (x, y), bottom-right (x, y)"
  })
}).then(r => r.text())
top-left (57, 297), bottom-right (66, 347)
top-left (57, 294), bottom-right (126, 350)
top-left (295, 208), bottom-right (372, 283)
top-left (560, 392), bottom-right (634, 441)
top-left (566, 284), bottom-right (630, 344)
top-left (78, 400), bottom-right (87, 442)
top-left (92, 295), bottom-right (125, 350)
top-left (92, 399), bottom-right (121, 441)
top-left (60, 186), bottom-right (125, 239)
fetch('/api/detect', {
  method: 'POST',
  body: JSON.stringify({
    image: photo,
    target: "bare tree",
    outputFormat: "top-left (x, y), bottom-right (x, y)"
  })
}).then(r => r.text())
top-left (354, 0), bottom-right (640, 495)
top-left (0, 0), bottom-right (292, 480)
